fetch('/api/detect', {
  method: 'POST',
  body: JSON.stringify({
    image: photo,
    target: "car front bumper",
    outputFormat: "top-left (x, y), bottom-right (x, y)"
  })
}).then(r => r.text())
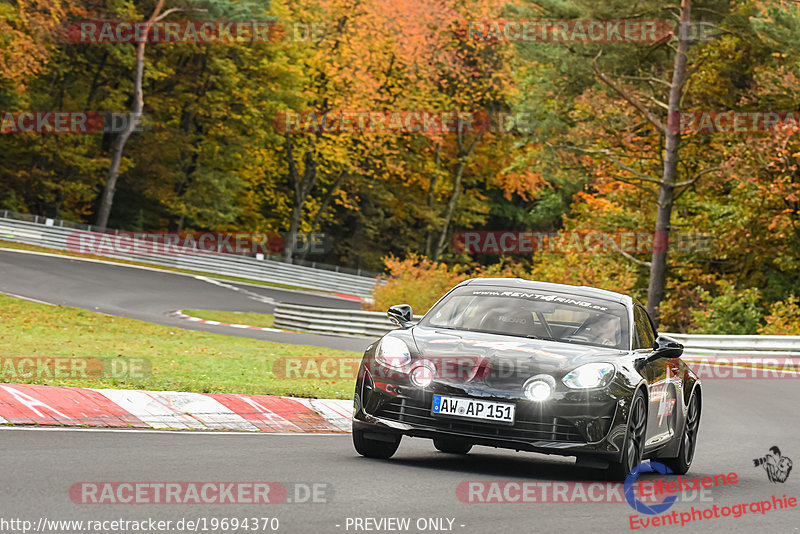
top-left (353, 372), bottom-right (633, 460)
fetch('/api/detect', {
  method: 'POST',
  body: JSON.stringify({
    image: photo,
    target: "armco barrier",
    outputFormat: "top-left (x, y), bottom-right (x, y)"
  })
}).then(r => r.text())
top-left (661, 333), bottom-right (800, 359)
top-left (0, 214), bottom-right (379, 297)
top-left (273, 303), bottom-right (423, 338)
top-left (273, 304), bottom-right (800, 357)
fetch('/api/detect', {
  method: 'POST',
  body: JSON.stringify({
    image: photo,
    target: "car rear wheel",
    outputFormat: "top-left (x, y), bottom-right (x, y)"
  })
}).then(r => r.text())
top-left (352, 428), bottom-right (401, 459)
top-left (607, 389), bottom-right (647, 480)
top-left (662, 393), bottom-right (700, 475)
top-left (433, 438), bottom-right (472, 454)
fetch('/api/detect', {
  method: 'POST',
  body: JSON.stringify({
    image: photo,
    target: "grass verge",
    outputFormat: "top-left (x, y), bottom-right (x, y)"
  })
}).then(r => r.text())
top-left (0, 293), bottom-right (359, 398)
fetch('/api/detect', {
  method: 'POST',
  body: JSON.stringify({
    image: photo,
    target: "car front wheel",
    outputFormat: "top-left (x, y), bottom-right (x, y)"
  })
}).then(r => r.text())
top-left (352, 428), bottom-right (401, 459)
top-left (433, 438), bottom-right (472, 454)
top-left (607, 389), bottom-right (647, 480)
top-left (662, 393), bottom-right (700, 475)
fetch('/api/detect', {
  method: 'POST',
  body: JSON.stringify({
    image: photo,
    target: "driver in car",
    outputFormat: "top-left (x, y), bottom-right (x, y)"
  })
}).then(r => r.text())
top-left (586, 315), bottom-right (619, 346)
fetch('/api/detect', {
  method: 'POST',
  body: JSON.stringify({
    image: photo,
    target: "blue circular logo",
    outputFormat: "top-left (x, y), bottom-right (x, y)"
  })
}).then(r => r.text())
top-left (624, 461), bottom-right (677, 515)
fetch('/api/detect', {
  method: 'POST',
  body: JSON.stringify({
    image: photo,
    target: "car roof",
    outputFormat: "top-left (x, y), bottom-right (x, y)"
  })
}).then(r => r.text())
top-left (456, 278), bottom-right (633, 307)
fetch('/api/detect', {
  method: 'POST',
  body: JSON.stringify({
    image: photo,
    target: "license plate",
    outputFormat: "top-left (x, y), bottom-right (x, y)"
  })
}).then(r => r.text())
top-left (431, 395), bottom-right (515, 424)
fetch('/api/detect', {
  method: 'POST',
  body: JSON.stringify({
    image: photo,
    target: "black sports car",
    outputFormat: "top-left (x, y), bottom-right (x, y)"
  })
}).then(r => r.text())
top-left (352, 278), bottom-right (701, 479)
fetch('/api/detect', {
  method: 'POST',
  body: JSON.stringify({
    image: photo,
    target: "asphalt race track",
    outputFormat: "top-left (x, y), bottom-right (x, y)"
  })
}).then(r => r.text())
top-left (1, 248), bottom-right (799, 533)
top-left (1, 379), bottom-right (798, 533)
top-left (0, 249), bottom-right (370, 352)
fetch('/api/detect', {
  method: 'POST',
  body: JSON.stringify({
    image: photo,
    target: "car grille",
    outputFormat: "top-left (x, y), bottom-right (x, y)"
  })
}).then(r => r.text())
top-left (373, 395), bottom-right (585, 444)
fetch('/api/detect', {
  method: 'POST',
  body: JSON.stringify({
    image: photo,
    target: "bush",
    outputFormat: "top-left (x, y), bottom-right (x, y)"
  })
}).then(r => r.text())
top-left (689, 281), bottom-right (763, 334)
top-left (659, 288), bottom-right (701, 334)
top-left (366, 254), bottom-right (526, 315)
top-left (759, 295), bottom-right (800, 335)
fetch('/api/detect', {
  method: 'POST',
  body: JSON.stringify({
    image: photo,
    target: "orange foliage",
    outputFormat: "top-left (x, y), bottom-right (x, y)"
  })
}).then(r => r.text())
top-left (367, 253), bottom-right (527, 314)
top-left (0, 0), bottom-right (85, 93)
top-left (759, 296), bottom-right (800, 335)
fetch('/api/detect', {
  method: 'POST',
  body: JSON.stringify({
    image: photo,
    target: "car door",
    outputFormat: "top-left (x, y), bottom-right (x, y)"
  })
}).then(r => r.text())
top-left (633, 305), bottom-right (680, 448)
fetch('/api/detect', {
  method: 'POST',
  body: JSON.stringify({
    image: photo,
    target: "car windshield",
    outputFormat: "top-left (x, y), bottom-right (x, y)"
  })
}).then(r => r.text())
top-left (420, 286), bottom-right (630, 350)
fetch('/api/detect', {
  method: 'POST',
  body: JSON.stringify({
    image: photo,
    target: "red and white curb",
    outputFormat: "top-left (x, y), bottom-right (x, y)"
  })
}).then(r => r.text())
top-left (332, 293), bottom-right (365, 303)
top-left (170, 310), bottom-right (284, 332)
top-left (0, 383), bottom-right (352, 432)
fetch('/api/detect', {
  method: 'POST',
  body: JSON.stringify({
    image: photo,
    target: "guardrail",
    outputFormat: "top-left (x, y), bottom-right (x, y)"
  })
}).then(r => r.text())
top-left (660, 334), bottom-right (800, 359)
top-left (273, 303), bottom-right (422, 338)
top-left (272, 304), bottom-right (800, 356)
top-left (0, 215), bottom-right (380, 297)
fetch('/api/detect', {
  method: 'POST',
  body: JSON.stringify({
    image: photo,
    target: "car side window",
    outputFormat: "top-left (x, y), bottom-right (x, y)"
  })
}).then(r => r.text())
top-left (632, 309), bottom-right (645, 350)
top-left (642, 308), bottom-right (656, 348)
top-left (633, 305), bottom-right (656, 349)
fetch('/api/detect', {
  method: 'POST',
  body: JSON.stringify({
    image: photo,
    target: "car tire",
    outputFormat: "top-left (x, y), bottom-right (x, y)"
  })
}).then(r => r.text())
top-left (607, 389), bottom-right (647, 480)
top-left (433, 438), bottom-right (472, 454)
top-left (662, 393), bottom-right (700, 475)
top-left (352, 428), bottom-right (401, 459)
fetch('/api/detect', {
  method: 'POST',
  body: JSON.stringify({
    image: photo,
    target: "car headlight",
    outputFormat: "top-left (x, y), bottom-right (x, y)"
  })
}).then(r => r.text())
top-left (562, 363), bottom-right (615, 389)
top-left (375, 336), bottom-right (411, 370)
top-left (409, 361), bottom-right (436, 388)
top-left (524, 375), bottom-right (556, 402)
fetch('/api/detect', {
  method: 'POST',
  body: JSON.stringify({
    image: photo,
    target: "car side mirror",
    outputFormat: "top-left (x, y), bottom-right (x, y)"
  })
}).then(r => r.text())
top-left (387, 304), bottom-right (414, 328)
top-left (652, 335), bottom-right (684, 359)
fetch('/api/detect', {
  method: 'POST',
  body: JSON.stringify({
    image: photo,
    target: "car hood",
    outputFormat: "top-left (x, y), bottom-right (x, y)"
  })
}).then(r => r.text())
top-left (409, 325), bottom-right (625, 388)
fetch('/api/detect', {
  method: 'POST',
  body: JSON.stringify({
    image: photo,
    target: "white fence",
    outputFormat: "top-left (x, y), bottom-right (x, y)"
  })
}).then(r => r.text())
top-left (0, 214), bottom-right (380, 297)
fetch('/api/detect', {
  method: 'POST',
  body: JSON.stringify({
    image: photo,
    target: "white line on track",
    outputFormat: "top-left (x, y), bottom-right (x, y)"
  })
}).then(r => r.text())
top-left (193, 275), bottom-right (276, 305)
top-left (171, 310), bottom-right (284, 332)
top-left (1, 292), bottom-right (56, 306)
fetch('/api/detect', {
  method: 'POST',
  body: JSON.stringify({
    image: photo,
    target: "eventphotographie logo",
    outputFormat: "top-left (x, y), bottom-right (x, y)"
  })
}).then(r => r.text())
top-left (754, 446), bottom-right (793, 483)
